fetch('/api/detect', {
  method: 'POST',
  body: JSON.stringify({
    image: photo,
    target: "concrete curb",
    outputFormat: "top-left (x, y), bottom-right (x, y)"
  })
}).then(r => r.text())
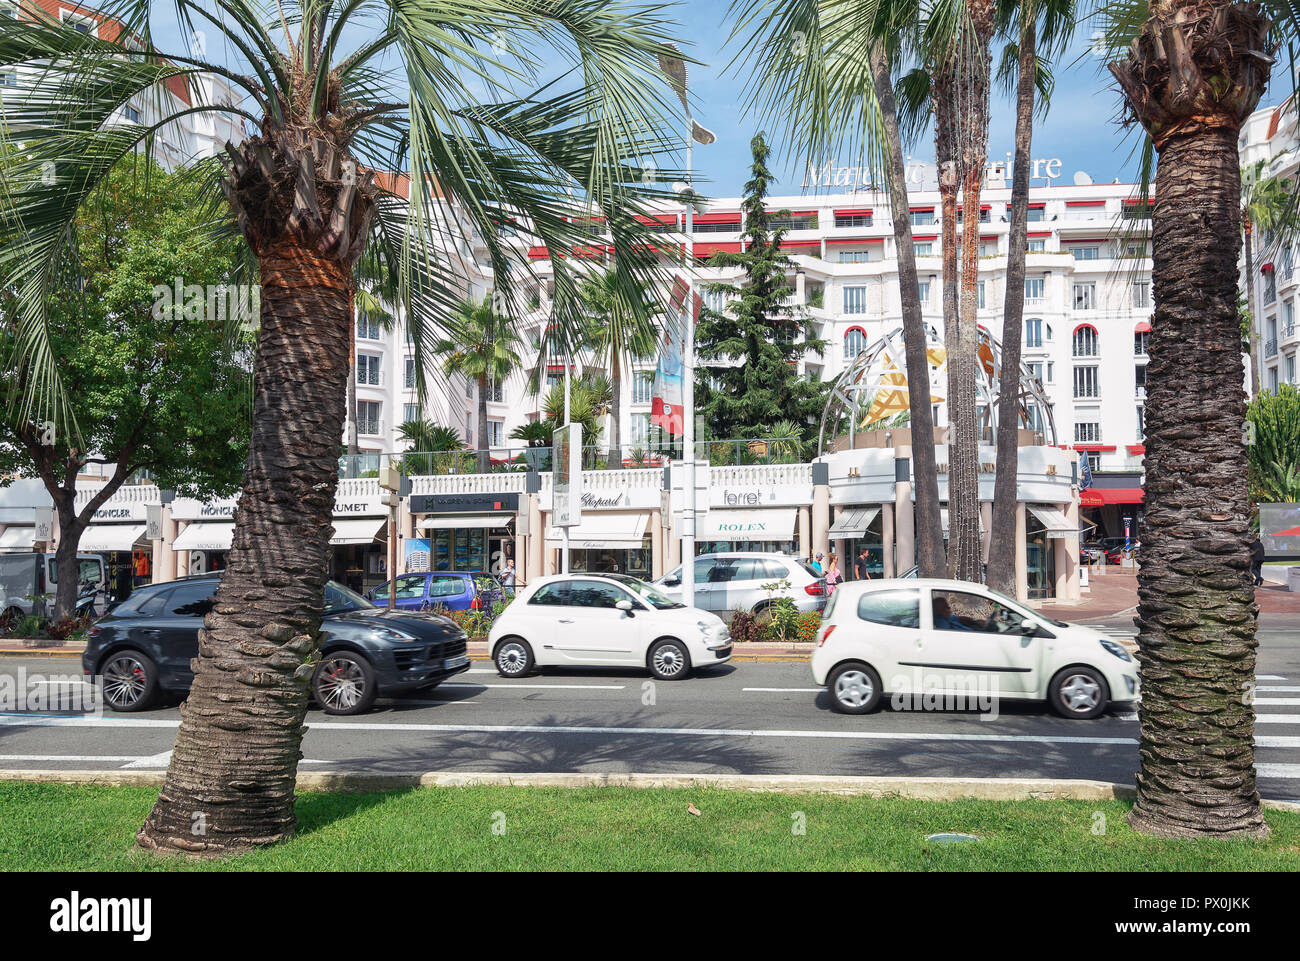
top-left (3, 768), bottom-right (1297, 810)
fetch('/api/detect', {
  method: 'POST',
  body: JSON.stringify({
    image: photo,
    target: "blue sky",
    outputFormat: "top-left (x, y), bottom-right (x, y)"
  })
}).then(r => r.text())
top-left (674, 1), bottom-right (1298, 199)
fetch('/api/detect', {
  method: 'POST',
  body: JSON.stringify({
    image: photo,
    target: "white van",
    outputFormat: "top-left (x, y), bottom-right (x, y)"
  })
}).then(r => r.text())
top-left (0, 553), bottom-right (107, 620)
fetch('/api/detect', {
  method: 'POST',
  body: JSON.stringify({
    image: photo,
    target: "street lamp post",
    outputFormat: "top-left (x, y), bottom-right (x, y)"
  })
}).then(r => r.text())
top-left (658, 46), bottom-right (715, 609)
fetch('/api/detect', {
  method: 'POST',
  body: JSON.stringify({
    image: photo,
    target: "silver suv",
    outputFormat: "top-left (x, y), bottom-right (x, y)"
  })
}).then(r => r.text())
top-left (654, 553), bottom-right (827, 616)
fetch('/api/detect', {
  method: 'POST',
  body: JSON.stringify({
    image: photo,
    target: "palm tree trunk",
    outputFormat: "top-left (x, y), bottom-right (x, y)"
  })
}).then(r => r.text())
top-left (869, 42), bottom-right (945, 575)
top-left (987, 17), bottom-right (1037, 595)
top-left (1110, 0), bottom-right (1272, 838)
top-left (608, 352), bottom-right (623, 468)
top-left (137, 240), bottom-right (353, 856)
top-left (477, 373), bottom-right (490, 473)
top-left (935, 67), bottom-right (961, 575)
top-left (1244, 220), bottom-right (1261, 397)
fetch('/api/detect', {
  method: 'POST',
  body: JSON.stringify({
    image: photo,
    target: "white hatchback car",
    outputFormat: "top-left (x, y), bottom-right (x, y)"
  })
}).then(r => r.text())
top-left (488, 573), bottom-right (732, 680)
top-left (811, 578), bottom-right (1140, 719)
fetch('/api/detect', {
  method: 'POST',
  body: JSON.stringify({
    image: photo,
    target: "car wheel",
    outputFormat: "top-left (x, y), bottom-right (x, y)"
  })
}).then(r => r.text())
top-left (827, 661), bottom-right (882, 715)
top-left (313, 651), bottom-right (377, 715)
top-left (1049, 666), bottom-right (1108, 720)
top-left (648, 638), bottom-right (691, 680)
top-left (100, 649), bottom-right (159, 712)
top-left (494, 637), bottom-right (534, 677)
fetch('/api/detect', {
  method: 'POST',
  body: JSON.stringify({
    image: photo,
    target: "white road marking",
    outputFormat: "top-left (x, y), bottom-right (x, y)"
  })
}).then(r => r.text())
top-left (1257, 675), bottom-right (1288, 681)
top-left (0, 714), bottom-right (1138, 746)
top-left (1256, 714), bottom-right (1300, 724)
top-left (438, 683), bottom-right (626, 691)
top-left (1256, 763), bottom-right (1300, 779)
top-left (1254, 697), bottom-right (1300, 706)
top-left (743, 687), bottom-right (824, 693)
top-left (1257, 686), bottom-right (1300, 692)
top-left (0, 754), bottom-right (143, 763)
top-left (1255, 735), bottom-right (1300, 748)
top-left (121, 751), bottom-right (173, 769)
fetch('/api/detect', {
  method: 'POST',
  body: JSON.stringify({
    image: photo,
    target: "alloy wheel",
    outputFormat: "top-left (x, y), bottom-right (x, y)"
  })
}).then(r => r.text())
top-left (497, 642), bottom-right (529, 676)
top-left (102, 654), bottom-right (148, 709)
top-left (1059, 673), bottom-right (1102, 713)
top-left (651, 644), bottom-right (686, 678)
top-left (834, 669), bottom-right (874, 709)
top-left (318, 657), bottom-right (366, 712)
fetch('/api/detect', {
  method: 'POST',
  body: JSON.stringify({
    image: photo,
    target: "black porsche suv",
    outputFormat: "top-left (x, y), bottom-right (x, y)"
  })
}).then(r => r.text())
top-left (82, 575), bottom-right (470, 715)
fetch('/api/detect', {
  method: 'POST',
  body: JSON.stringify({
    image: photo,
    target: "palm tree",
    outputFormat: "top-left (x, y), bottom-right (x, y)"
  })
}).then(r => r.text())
top-left (0, 2), bottom-right (684, 857)
top-left (986, 0), bottom-right (1074, 595)
top-left (432, 296), bottom-right (523, 472)
top-left (578, 267), bottom-right (660, 468)
top-left (541, 373), bottom-right (613, 453)
top-left (1241, 157), bottom-right (1294, 397)
top-left (728, 0), bottom-right (946, 575)
top-left (1105, 0), bottom-right (1282, 838)
top-left (398, 418), bottom-right (467, 474)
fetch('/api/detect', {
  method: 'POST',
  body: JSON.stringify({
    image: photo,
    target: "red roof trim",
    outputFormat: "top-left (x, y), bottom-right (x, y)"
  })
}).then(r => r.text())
top-left (833, 207), bottom-right (874, 217)
top-left (1027, 231), bottom-right (1052, 238)
top-left (909, 206), bottom-right (935, 212)
top-left (1065, 200), bottom-right (1106, 207)
top-left (825, 237), bottom-right (883, 244)
top-left (844, 325), bottom-right (868, 337)
top-left (1126, 444), bottom-right (1146, 456)
top-left (1074, 444), bottom-right (1117, 452)
top-left (693, 212), bottom-right (742, 225)
top-left (1072, 322), bottom-right (1099, 336)
top-left (912, 235), bottom-right (938, 242)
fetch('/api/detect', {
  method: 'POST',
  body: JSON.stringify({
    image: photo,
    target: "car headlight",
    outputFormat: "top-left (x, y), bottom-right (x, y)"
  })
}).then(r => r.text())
top-left (1099, 638), bottom-right (1132, 662)
top-left (378, 628), bottom-right (420, 643)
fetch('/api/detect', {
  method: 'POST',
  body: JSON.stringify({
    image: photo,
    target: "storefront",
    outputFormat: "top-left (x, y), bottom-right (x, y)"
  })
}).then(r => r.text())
top-left (545, 511), bottom-right (651, 576)
top-left (1079, 476), bottom-right (1144, 543)
top-left (696, 508), bottom-right (797, 556)
top-left (80, 503), bottom-right (151, 605)
top-left (171, 497), bottom-right (237, 576)
top-left (328, 496), bottom-right (388, 593)
top-left (829, 506), bottom-right (885, 576)
top-left (0, 480), bottom-right (52, 554)
top-left (409, 493), bottom-right (519, 576)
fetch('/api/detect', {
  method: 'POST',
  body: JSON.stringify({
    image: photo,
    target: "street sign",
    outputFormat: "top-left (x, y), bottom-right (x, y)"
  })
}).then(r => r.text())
top-left (552, 423), bottom-right (582, 528)
top-left (33, 507), bottom-right (54, 543)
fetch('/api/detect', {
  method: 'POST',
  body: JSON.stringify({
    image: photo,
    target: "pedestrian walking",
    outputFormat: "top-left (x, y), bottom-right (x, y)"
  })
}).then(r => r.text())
top-left (501, 557), bottom-right (518, 597)
top-left (825, 554), bottom-right (842, 593)
top-left (1251, 537), bottom-right (1265, 587)
top-left (810, 552), bottom-right (824, 575)
top-left (854, 547), bottom-right (872, 581)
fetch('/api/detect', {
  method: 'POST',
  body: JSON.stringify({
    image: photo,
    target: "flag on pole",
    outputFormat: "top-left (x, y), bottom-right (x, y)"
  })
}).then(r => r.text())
top-left (1078, 451), bottom-right (1094, 490)
top-left (651, 275), bottom-right (701, 434)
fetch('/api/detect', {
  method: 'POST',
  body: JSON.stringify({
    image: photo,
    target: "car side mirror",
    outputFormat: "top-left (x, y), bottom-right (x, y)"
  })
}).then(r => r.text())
top-left (615, 599), bottom-right (634, 613)
top-left (1019, 617), bottom-right (1041, 636)
top-left (663, 576), bottom-right (680, 587)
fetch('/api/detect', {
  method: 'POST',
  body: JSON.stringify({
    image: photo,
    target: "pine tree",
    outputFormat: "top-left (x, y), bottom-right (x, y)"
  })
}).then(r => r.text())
top-left (695, 133), bottom-right (827, 454)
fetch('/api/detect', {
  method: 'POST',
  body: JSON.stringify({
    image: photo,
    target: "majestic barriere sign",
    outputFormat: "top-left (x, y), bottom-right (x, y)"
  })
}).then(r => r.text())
top-left (802, 155), bottom-right (1063, 190)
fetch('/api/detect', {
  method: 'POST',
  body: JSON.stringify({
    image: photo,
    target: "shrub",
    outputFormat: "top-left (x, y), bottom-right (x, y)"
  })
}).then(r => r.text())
top-left (794, 611), bottom-right (822, 642)
top-left (728, 609), bottom-right (762, 644)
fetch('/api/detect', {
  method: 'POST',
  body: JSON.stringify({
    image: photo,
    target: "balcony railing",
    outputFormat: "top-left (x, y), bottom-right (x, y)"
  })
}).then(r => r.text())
top-left (1266, 338), bottom-right (1279, 357)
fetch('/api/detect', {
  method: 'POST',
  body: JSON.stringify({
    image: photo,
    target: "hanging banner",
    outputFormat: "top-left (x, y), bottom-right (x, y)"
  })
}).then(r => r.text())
top-left (651, 275), bottom-right (700, 435)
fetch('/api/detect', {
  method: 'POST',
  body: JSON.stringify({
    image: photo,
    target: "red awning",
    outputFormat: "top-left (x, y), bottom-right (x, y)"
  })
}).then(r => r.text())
top-left (693, 241), bottom-right (741, 257)
top-left (527, 246), bottom-right (549, 259)
top-left (909, 206), bottom-right (935, 212)
top-left (693, 212), bottom-right (742, 225)
top-left (1127, 444), bottom-right (1146, 456)
top-left (778, 239), bottom-right (821, 249)
top-left (1065, 200), bottom-right (1106, 207)
top-left (635, 213), bottom-right (676, 226)
top-left (1079, 488), bottom-right (1145, 507)
top-left (1135, 320), bottom-right (1152, 334)
top-left (825, 236), bottom-right (884, 244)
top-left (1027, 231), bottom-right (1052, 238)
top-left (834, 207), bottom-right (873, 217)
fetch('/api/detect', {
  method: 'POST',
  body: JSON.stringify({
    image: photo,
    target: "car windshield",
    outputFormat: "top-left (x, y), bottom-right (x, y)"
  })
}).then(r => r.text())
top-left (608, 574), bottom-right (685, 610)
top-left (323, 581), bottom-right (374, 615)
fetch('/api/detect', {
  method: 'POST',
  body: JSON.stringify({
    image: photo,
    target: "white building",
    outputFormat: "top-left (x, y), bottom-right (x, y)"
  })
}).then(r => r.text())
top-left (1240, 97), bottom-right (1300, 395)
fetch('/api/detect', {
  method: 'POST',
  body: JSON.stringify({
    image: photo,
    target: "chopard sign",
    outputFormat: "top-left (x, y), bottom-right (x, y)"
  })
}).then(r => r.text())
top-left (580, 492), bottom-right (625, 509)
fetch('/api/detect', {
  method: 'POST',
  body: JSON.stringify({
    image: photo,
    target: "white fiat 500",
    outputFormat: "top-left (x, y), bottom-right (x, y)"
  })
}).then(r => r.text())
top-left (488, 573), bottom-right (732, 680)
top-left (811, 578), bottom-right (1140, 718)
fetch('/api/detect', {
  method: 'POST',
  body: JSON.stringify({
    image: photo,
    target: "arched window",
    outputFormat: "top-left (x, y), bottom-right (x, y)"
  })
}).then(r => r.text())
top-left (844, 327), bottom-right (867, 359)
top-left (1072, 324), bottom-right (1099, 358)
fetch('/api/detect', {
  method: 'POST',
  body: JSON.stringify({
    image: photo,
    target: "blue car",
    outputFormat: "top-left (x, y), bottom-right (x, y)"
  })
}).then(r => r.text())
top-left (366, 571), bottom-right (505, 612)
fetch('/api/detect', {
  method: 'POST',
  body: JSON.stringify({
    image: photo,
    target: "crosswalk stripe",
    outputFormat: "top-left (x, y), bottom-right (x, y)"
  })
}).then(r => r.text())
top-left (1256, 763), bottom-right (1300, 779)
top-left (1258, 686), bottom-right (1300, 693)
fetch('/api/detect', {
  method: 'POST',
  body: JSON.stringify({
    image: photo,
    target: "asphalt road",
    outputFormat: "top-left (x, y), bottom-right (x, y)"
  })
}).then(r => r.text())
top-left (1, 617), bottom-right (1297, 800)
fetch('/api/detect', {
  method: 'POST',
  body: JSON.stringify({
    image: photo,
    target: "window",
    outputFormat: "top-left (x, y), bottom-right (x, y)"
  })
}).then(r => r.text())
top-left (1264, 269), bottom-right (1277, 305)
top-left (489, 419), bottom-right (504, 447)
top-left (956, 208), bottom-right (991, 224)
top-left (856, 589), bottom-right (920, 628)
top-left (632, 370), bottom-right (654, 405)
top-left (1135, 364), bottom-right (1147, 398)
top-left (839, 250), bottom-right (871, 264)
top-left (123, 104), bottom-right (142, 123)
top-left (1025, 318), bottom-right (1043, 349)
top-left (529, 583), bottom-right (570, 606)
top-left (1132, 281), bottom-right (1150, 309)
top-left (357, 353), bottom-right (381, 386)
top-left (1070, 245), bottom-right (1100, 261)
top-left (1285, 302), bottom-right (1296, 337)
top-left (844, 328), bottom-right (867, 359)
top-left (403, 403), bottom-right (420, 424)
top-left (1136, 406), bottom-right (1145, 441)
top-left (1027, 238), bottom-right (1046, 252)
top-left (1027, 361), bottom-right (1043, 383)
top-left (1075, 422), bottom-right (1102, 444)
top-left (1288, 354), bottom-right (1296, 385)
top-left (356, 316), bottom-right (381, 340)
top-left (568, 580), bottom-right (635, 609)
top-left (166, 582), bottom-right (217, 618)
top-left (404, 357), bottom-right (416, 389)
top-left (487, 378), bottom-right (503, 403)
top-left (356, 401), bottom-right (381, 435)
top-left (977, 282), bottom-right (986, 309)
top-left (1025, 277), bottom-right (1044, 301)
top-left (704, 287), bottom-right (729, 312)
top-left (843, 286), bottom-right (867, 315)
top-left (0, 70), bottom-right (17, 88)
top-left (1046, 361), bottom-right (1054, 383)
top-left (372, 574), bottom-right (427, 602)
top-left (914, 242), bottom-right (933, 256)
top-left (1269, 366), bottom-right (1279, 392)
top-left (917, 280), bottom-right (930, 303)
top-left (1073, 283), bottom-right (1096, 310)
top-left (909, 209), bottom-right (935, 227)
top-left (835, 214), bottom-right (872, 228)
top-left (1026, 206), bottom-right (1045, 223)
top-left (1072, 326), bottom-right (1099, 358)
top-left (1124, 241), bottom-right (1149, 258)
top-left (1134, 330), bottom-right (1150, 356)
top-left (771, 213), bottom-right (818, 230)
top-left (429, 575), bottom-right (468, 599)
top-left (1073, 365), bottom-right (1100, 398)
top-left (931, 590), bottom-right (1022, 633)
top-left (630, 413), bottom-right (650, 445)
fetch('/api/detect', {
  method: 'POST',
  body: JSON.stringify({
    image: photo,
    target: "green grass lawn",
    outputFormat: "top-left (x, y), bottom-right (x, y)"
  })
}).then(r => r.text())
top-left (2, 781), bottom-right (1298, 871)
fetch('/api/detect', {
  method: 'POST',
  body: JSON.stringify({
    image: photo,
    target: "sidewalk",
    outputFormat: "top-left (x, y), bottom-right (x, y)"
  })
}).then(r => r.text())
top-left (1037, 570), bottom-right (1300, 622)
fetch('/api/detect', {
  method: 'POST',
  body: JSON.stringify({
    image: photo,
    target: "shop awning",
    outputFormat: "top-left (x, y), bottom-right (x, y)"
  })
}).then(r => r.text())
top-left (79, 524), bottom-right (147, 552)
top-left (697, 508), bottom-right (796, 542)
top-left (1079, 488), bottom-right (1145, 507)
top-left (828, 507), bottom-right (881, 538)
top-left (0, 526), bottom-right (35, 551)
top-left (545, 512), bottom-right (648, 549)
top-left (420, 513), bottom-right (513, 530)
top-left (939, 510), bottom-right (986, 535)
top-left (172, 523), bottom-right (235, 552)
top-left (1028, 505), bottom-right (1074, 540)
top-left (330, 518), bottom-right (387, 546)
